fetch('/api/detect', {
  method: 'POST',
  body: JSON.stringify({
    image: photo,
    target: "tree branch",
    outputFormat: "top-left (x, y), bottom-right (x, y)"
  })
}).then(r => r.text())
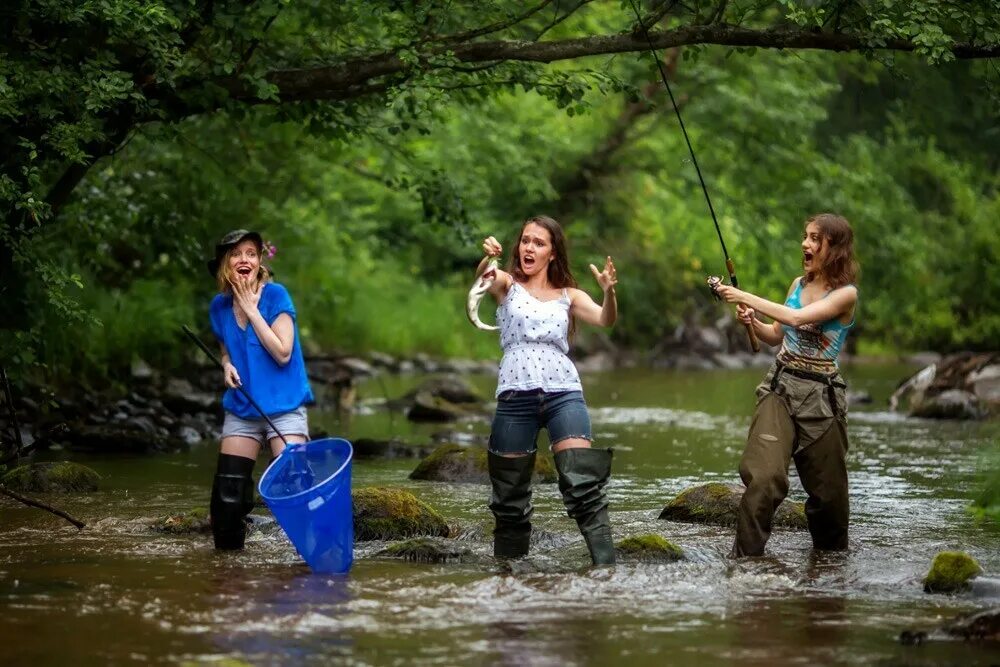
top-left (212, 24), bottom-right (1000, 103)
top-left (0, 484), bottom-right (86, 530)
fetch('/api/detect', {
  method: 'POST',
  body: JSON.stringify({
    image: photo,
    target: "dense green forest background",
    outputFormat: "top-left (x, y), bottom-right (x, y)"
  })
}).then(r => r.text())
top-left (3, 1), bottom-right (999, 386)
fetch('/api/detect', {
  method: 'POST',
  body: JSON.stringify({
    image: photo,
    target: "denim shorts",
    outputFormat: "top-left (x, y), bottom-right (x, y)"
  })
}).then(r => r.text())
top-left (221, 406), bottom-right (309, 445)
top-left (488, 390), bottom-right (592, 455)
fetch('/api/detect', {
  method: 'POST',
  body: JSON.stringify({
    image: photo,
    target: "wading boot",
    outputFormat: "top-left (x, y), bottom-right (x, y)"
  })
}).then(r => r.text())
top-left (554, 447), bottom-right (615, 566)
top-left (488, 451), bottom-right (535, 559)
top-left (210, 453), bottom-right (256, 550)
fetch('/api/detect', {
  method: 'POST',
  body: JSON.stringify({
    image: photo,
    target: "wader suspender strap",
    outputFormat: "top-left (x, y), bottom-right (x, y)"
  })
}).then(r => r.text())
top-left (771, 363), bottom-right (846, 416)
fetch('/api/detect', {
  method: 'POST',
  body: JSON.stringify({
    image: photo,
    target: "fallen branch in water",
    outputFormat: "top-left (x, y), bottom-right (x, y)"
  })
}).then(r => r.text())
top-left (0, 484), bottom-right (86, 530)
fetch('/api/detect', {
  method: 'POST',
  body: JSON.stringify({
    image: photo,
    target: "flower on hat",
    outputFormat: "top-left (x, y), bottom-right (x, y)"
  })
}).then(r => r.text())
top-left (263, 241), bottom-right (277, 259)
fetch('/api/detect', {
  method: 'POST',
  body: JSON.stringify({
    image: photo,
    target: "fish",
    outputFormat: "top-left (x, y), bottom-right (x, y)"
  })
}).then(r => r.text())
top-left (466, 258), bottom-right (499, 331)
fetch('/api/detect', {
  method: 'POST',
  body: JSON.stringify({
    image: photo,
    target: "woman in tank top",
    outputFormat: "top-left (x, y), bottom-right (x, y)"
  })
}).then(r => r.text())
top-left (476, 215), bottom-right (618, 565)
top-left (715, 213), bottom-right (859, 557)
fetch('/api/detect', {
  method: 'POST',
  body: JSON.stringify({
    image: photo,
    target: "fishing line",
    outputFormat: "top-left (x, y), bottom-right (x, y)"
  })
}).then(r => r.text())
top-left (623, 0), bottom-right (759, 351)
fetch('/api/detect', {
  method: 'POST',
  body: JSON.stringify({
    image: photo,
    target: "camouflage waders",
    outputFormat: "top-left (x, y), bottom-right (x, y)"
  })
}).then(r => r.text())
top-left (733, 362), bottom-right (850, 557)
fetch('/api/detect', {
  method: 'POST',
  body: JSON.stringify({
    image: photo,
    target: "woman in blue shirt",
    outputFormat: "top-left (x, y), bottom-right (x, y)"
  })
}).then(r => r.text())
top-left (206, 229), bottom-right (314, 550)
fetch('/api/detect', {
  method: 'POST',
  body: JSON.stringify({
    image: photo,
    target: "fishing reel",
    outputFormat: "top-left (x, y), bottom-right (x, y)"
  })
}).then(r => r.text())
top-left (706, 275), bottom-right (724, 301)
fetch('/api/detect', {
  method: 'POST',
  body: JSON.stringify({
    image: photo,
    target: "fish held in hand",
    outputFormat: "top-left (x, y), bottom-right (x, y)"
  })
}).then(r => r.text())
top-left (467, 258), bottom-right (499, 331)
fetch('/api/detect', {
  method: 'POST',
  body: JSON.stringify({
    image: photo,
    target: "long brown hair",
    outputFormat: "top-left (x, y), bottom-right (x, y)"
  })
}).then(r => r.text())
top-left (506, 215), bottom-right (578, 289)
top-left (215, 243), bottom-right (271, 294)
top-left (506, 215), bottom-right (578, 337)
top-left (803, 213), bottom-right (859, 289)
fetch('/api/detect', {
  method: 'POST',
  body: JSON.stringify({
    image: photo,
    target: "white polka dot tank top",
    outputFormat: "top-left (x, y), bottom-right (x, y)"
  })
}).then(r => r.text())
top-left (495, 282), bottom-right (582, 397)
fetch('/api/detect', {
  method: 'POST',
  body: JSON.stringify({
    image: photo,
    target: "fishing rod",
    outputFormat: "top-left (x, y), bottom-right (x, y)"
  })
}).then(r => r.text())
top-left (181, 325), bottom-right (290, 447)
top-left (624, 0), bottom-right (759, 352)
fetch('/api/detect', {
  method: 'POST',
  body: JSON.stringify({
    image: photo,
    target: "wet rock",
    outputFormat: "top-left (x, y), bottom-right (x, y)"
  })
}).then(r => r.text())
top-left (615, 534), bottom-right (684, 563)
top-left (352, 438), bottom-right (434, 460)
top-left (149, 508), bottom-right (211, 534)
top-left (407, 392), bottom-right (486, 422)
top-left (131, 358), bottom-right (155, 382)
top-left (62, 423), bottom-right (187, 454)
top-left (175, 426), bottom-right (203, 446)
top-left (711, 353), bottom-right (747, 370)
top-left (1, 461), bottom-right (101, 493)
top-left (377, 537), bottom-right (476, 563)
top-left (352, 487), bottom-right (450, 541)
top-left (923, 550), bottom-right (982, 593)
top-left (911, 389), bottom-right (983, 420)
top-left (900, 607), bottom-right (1000, 645)
top-left (846, 390), bottom-right (872, 406)
top-left (339, 357), bottom-right (376, 377)
top-left (893, 352), bottom-right (1000, 419)
top-left (407, 376), bottom-right (483, 405)
top-left (941, 607), bottom-right (1000, 640)
top-left (409, 444), bottom-right (556, 484)
top-left (658, 482), bottom-right (807, 529)
top-left (161, 378), bottom-right (218, 414)
top-left (367, 351), bottom-right (396, 368)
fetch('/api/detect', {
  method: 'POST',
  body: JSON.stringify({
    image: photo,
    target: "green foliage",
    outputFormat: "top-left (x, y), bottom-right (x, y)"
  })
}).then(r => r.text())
top-left (970, 446), bottom-right (1000, 523)
top-left (2, 2), bottom-right (1000, 386)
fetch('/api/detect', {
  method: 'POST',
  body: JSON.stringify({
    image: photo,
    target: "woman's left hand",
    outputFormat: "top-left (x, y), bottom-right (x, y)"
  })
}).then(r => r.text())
top-left (231, 277), bottom-right (263, 317)
top-left (714, 284), bottom-right (745, 304)
top-left (589, 256), bottom-right (618, 293)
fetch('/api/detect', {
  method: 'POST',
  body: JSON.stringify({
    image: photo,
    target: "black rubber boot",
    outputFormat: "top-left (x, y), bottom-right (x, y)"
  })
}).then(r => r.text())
top-left (210, 453), bottom-right (256, 550)
top-left (554, 447), bottom-right (616, 566)
top-left (488, 451), bottom-right (536, 559)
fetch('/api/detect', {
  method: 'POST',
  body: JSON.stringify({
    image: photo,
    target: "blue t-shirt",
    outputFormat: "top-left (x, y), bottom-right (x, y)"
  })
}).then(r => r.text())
top-left (209, 282), bottom-right (314, 418)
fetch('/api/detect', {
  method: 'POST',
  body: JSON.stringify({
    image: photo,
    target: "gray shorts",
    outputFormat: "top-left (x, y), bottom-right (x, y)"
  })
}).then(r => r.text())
top-left (221, 406), bottom-right (309, 445)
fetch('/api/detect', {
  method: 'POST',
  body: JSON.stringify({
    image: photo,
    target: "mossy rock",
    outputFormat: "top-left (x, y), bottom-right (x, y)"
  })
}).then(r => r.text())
top-left (924, 551), bottom-right (982, 593)
top-left (352, 487), bottom-right (450, 541)
top-left (1, 461), bottom-right (101, 493)
top-left (616, 534), bottom-right (684, 563)
top-left (406, 391), bottom-right (487, 422)
top-left (378, 537), bottom-right (475, 564)
top-left (658, 482), bottom-right (807, 530)
top-left (409, 444), bottom-right (556, 484)
top-left (150, 508), bottom-right (211, 534)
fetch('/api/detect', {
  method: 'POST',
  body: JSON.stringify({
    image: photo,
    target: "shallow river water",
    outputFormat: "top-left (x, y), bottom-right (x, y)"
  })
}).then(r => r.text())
top-left (2, 364), bottom-right (999, 666)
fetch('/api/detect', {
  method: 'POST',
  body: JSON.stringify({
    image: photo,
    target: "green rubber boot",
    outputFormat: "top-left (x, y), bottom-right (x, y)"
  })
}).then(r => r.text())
top-left (554, 447), bottom-right (615, 566)
top-left (487, 451), bottom-right (536, 559)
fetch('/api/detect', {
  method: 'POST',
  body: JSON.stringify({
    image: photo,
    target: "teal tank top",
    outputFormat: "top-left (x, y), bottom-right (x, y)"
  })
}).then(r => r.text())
top-left (777, 279), bottom-right (857, 372)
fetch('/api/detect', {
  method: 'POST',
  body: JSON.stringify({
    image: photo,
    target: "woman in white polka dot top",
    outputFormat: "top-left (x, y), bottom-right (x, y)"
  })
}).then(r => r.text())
top-left (475, 215), bottom-right (619, 565)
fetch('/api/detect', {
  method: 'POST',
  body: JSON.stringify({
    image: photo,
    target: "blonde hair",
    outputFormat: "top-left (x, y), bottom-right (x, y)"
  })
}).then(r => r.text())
top-left (215, 245), bottom-right (271, 294)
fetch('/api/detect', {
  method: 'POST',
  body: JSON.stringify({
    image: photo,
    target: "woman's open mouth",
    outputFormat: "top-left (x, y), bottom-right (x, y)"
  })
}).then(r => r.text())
top-left (523, 256), bottom-right (536, 269)
top-left (803, 251), bottom-right (814, 264)
top-left (236, 266), bottom-right (253, 277)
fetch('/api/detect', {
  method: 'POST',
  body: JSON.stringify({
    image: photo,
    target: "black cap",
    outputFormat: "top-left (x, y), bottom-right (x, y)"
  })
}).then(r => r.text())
top-left (206, 229), bottom-right (263, 277)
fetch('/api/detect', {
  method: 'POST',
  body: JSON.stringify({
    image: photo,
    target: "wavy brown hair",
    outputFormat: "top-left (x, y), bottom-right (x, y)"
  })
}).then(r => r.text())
top-left (803, 213), bottom-right (859, 289)
top-left (506, 215), bottom-right (578, 289)
top-left (215, 242), bottom-right (271, 294)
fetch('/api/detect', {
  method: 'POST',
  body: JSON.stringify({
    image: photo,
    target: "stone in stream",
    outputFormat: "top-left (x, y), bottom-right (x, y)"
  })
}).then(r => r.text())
top-left (409, 444), bottom-right (556, 484)
top-left (149, 508), bottom-right (211, 534)
top-left (923, 550), bottom-right (982, 593)
top-left (352, 487), bottom-right (450, 541)
top-left (62, 423), bottom-right (187, 454)
top-left (615, 534), bottom-right (685, 563)
top-left (659, 482), bottom-right (807, 530)
top-left (377, 537), bottom-right (478, 564)
top-left (1, 461), bottom-right (101, 493)
top-left (899, 607), bottom-right (1000, 645)
top-left (891, 352), bottom-right (1000, 419)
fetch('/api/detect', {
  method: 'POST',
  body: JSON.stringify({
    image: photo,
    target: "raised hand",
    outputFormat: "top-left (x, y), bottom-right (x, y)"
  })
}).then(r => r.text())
top-left (482, 236), bottom-right (503, 257)
top-left (589, 256), bottom-right (618, 293)
top-left (230, 275), bottom-right (263, 318)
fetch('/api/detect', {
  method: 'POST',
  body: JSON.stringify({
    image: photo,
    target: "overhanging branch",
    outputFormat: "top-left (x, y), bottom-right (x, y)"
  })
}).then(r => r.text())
top-left (212, 23), bottom-right (1000, 103)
